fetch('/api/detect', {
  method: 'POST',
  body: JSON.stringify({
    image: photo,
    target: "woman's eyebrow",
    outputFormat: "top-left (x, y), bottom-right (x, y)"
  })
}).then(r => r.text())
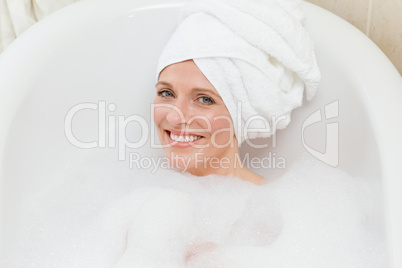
top-left (155, 81), bottom-right (172, 87)
top-left (155, 81), bottom-right (222, 100)
top-left (192, 88), bottom-right (222, 100)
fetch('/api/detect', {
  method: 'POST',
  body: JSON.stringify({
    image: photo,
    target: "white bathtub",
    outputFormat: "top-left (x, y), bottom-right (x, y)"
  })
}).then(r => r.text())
top-left (0, 0), bottom-right (401, 266)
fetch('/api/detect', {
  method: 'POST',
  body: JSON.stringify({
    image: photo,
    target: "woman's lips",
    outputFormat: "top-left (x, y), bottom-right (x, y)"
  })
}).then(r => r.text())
top-left (165, 130), bottom-right (204, 148)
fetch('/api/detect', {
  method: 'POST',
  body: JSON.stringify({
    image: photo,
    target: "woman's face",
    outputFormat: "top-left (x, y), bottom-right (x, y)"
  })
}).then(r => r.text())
top-left (154, 60), bottom-right (238, 175)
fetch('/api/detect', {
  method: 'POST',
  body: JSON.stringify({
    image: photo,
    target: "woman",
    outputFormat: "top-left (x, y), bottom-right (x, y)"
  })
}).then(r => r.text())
top-left (153, 0), bottom-right (320, 184)
top-left (126, 0), bottom-right (375, 266)
top-left (154, 59), bottom-right (266, 185)
top-left (143, 0), bottom-right (321, 265)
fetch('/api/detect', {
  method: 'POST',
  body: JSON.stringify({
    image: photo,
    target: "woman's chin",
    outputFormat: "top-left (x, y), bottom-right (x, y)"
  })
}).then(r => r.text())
top-left (165, 154), bottom-right (195, 171)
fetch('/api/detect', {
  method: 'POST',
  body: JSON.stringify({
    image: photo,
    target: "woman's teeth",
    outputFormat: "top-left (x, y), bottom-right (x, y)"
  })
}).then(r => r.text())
top-left (170, 132), bottom-right (202, 142)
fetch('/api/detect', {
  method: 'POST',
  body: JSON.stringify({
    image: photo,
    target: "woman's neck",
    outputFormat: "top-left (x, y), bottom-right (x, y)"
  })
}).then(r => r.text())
top-left (234, 167), bottom-right (266, 185)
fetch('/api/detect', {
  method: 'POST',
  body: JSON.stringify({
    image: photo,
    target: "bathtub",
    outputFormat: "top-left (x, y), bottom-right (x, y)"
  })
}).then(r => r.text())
top-left (0, 0), bottom-right (401, 266)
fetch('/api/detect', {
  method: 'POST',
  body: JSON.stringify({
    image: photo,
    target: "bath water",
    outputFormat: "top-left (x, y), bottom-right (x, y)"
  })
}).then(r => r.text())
top-left (5, 150), bottom-right (387, 267)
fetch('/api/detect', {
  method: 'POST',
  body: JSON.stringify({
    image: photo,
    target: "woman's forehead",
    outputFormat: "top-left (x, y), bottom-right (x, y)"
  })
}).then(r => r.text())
top-left (158, 60), bottom-right (219, 95)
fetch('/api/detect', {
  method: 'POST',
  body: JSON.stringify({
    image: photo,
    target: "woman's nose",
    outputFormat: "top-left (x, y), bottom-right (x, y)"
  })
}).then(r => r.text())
top-left (166, 98), bottom-right (193, 126)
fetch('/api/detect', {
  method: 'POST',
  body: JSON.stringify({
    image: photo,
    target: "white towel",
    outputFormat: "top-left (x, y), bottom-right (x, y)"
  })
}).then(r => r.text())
top-left (0, 0), bottom-right (78, 53)
top-left (156, 0), bottom-right (321, 144)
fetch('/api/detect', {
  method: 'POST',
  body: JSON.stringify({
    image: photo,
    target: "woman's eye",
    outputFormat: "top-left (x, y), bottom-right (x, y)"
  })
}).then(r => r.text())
top-left (198, 96), bottom-right (215, 105)
top-left (157, 90), bottom-right (174, 97)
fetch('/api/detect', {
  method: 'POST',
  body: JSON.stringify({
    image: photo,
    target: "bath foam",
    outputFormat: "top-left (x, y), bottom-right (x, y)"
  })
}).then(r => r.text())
top-left (6, 150), bottom-right (386, 267)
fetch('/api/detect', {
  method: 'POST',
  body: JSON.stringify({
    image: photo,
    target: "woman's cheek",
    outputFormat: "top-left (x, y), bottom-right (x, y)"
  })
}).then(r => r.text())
top-left (210, 116), bottom-right (233, 146)
top-left (153, 104), bottom-right (169, 125)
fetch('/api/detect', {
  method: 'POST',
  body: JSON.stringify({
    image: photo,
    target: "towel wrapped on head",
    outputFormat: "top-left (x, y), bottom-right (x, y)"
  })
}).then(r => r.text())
top-left (156, 0), bottom-right (321, 144)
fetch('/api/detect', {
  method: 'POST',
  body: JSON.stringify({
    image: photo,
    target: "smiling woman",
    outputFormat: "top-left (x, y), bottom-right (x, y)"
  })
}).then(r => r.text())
top-left (154, 60), bottom-right (265, 184)
top-left (0, 0), bottom-right (397, 266)
top-left (152, 0), bottom-right (321, 184)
